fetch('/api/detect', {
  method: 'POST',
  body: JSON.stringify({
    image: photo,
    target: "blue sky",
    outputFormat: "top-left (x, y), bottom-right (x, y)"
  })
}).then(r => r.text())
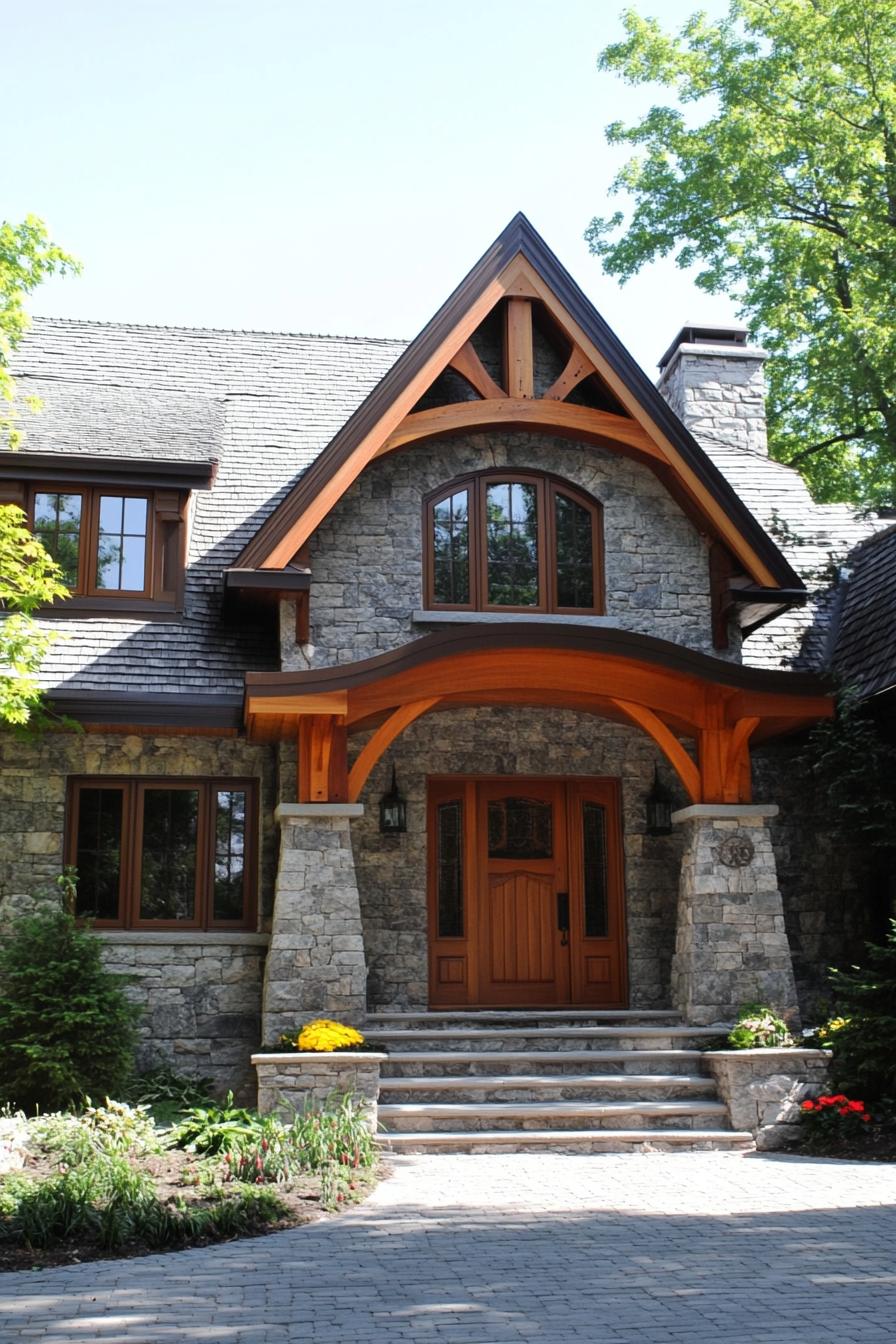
top-left (8, 0), bottom-right (734, 375)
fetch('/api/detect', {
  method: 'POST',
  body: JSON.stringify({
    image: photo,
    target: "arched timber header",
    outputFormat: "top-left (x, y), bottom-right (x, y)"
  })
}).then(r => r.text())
top-left (244, 625), bottom-right (832, 806)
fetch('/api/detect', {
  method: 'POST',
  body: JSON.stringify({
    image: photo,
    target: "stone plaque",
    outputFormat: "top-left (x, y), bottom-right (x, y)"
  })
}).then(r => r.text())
top-left (717, 834), bottom-right (755, 868)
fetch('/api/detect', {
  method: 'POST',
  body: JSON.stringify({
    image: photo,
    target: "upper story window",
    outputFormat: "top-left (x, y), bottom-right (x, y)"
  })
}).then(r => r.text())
top-left (27, 485), bottom-right (186, 611)
top-left (424, 471), bottom-right (603, 614)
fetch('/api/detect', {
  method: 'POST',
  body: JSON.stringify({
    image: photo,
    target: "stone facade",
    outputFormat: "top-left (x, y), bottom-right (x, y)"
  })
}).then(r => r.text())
top-left (0, 730), bottom-right (278, 1098)
top-left (253, 1051), bottom-right (386, 1129)
top-left (705, 1048), bottom-right (831, 1149)
top-left (262, 807), bottom-right (368, 1044)
top-left (280, 430), bottom-right (722, 670)
top-left (350, 704), bottom-right (687, 1011)
top-left (670, 806), bottom-right (800, 1025)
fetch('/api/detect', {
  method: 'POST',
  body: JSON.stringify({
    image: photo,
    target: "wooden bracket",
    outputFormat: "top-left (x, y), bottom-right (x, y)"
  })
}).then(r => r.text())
top-left (543, 344), bottom-right (595, 402)
top-left (297, 714), bottom-right (348, 802)
top-left (448, 341), bottom-right (506, 401)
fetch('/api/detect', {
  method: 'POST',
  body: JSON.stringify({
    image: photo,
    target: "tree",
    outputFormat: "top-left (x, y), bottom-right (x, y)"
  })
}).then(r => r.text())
top-left (0, 216), bottom-right (79, 725)
top-left (587, 1), bottom-right (896, 505)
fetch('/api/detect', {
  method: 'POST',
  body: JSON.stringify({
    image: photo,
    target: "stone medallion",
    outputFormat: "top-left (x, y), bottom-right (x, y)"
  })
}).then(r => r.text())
top-left (717, 833), bottom-right (755, 868)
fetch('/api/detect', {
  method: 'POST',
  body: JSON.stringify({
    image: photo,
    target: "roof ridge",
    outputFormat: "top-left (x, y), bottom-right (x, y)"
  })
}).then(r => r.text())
top-left (28, 314), bottom-right (410, 346)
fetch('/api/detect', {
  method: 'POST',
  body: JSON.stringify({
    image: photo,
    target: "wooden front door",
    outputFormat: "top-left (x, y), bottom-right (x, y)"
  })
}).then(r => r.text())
top-left (427, 776), bottom-right (627, 1007)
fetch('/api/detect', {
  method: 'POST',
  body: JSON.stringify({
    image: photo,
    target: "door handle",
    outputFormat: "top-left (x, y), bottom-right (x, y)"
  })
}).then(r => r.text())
top-left (557, 891), bottom-right (569, 945)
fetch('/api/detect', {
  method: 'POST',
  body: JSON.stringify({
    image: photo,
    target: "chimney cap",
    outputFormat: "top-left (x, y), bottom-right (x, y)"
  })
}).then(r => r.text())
top-left (658, 321), bottom-right (753, 370)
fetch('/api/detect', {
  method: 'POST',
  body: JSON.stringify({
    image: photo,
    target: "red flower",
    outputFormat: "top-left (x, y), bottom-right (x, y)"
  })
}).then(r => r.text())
top-left (839, 1106), bottom-right (851, 1116)
top-left (848, 1100), bottom-right (865, 1112)
top-left (801, 1100), bottom-right (816, 1111)
top-left (862, 1114), bottom-right (872, 1123)
top-left (831, 1094), bottom-right (848, 1104)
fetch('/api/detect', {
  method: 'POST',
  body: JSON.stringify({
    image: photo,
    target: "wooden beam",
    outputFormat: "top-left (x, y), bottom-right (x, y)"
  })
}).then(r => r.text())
top-left (379, 399), bottom-right (664, 461)
top-left (245, 690), bottom-right (348, 720)
top-left (347, 697), bottom-right (441, 802)
top-left (611, 698), bottom-right (701, 804)
top-left (298, 714), bottom-right (348, 803)
top-left (543, 344), bottom-right (595, 401)
top-left (724, 716), bottom-right (759, 804)
top-left (504, 298), bottom-right (534, 399)
top-left (448, 341), bottom-right (506, 401)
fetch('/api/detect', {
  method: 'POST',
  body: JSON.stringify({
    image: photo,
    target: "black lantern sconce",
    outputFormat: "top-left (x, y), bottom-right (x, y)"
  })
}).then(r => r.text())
top-left (645, 766), bottom-right (674, 836)
top-left (379, 763), bottom-right (407, 834)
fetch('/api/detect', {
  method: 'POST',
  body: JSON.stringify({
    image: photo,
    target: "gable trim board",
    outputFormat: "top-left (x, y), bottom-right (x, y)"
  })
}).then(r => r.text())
top-left (235, 213), bottom-right (803, 599)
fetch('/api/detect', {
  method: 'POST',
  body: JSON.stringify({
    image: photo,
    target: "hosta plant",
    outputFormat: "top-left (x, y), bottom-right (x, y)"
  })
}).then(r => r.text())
top-left (727, 1004), bottom-right (794, 1050)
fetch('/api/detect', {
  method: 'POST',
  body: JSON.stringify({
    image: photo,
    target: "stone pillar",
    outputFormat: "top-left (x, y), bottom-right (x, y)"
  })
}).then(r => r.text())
top-left (261, 803), bottom-right (367, 1045)
top-left (670, 804), bottom-right (800, 1027)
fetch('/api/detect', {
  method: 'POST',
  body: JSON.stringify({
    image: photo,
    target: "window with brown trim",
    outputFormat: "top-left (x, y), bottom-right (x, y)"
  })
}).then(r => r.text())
top-left (66, 778), bottom-right (258, 930)
top-left (424, 471), bottom-right (604, 614)
top-left (29, 485), bottom-right (186, 611)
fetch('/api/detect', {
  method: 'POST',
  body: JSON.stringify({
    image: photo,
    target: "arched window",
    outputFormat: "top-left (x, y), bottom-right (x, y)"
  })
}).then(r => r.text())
top-left (424, 471), bottom-right (603, 614)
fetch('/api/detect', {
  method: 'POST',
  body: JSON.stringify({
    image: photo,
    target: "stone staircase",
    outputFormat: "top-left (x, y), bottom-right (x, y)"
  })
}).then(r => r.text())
top-left (364, 1010), bottom-right (752, 1153)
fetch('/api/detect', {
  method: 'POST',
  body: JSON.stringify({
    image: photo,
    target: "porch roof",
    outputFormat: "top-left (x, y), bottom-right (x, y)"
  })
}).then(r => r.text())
top-left (244, 625), bottom-right (833, 807)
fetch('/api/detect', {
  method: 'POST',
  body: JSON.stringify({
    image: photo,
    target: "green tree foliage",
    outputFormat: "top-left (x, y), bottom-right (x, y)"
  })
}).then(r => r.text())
top-left (828, 922), bottom-right (896, 1105)
top-left (0, 905), bottom-right (140, 1112)
top-left (587, 1), bottom-right (896, 505)
top-left (0, 216), bottom-right (79, 725)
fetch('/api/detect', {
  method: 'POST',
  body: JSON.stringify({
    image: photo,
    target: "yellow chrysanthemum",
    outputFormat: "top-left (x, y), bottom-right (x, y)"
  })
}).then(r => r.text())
top-left (297, 1019), bottom-right (365, 1052)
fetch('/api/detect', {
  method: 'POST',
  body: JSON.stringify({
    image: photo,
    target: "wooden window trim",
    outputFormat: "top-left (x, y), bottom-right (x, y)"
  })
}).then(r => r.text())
top-left (423, 469), bottom-right (604, 615)
top-left (66, 776), bottom-right (259, 932)
top-left (28, 485), bottom-right (187, 612)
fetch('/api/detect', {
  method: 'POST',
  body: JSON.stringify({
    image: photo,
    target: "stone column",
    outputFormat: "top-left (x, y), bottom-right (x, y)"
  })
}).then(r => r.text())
top-left (261, 803), bottom-right (367, 1045)
top-left (670, 804), bottom-right (799, 1027)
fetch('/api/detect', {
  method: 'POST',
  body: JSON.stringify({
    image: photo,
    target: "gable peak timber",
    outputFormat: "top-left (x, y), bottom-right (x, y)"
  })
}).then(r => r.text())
top-left (236, 213), bottom-right (802, 593)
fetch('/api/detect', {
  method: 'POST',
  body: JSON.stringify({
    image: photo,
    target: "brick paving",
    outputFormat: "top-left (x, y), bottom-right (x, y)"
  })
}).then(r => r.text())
top-left (1, 1151), bottom-right (895, 1343)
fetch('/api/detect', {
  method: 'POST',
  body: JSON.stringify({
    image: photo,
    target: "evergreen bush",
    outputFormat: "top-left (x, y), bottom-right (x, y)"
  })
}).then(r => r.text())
top-left (0, 905), bottom-right (140, 1112)
top-left (828, 921), bottom-right (896, 1106)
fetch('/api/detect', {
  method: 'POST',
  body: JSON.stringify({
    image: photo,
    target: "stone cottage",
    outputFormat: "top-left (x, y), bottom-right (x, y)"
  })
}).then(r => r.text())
top-left (0, 215), bottom-right (886, 1134)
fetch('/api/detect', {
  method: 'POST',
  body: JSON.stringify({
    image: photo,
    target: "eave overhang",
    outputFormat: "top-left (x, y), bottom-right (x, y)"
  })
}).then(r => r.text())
top-left (0, 451), bottom-right (218, 492)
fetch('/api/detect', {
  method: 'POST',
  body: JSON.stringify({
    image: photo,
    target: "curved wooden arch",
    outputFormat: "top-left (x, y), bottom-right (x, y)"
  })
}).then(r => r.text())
top-left (347, 697), bottom-right (441, 802)
top-left (610, 698), bottom-right (701, 804)
top-left (378, 399), bottom-right (665, 463)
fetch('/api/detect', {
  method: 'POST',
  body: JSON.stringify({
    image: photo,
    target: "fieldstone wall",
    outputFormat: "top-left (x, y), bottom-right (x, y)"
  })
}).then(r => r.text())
top-left (705, 1048), bottom-right (831, 1149)
top-left (350, 704), bottom-right (688, 1010)
top-left (280, 430), bottom-right (721, 670)
top-left (0, 729), bottom-right (278, 1097)
top-left (671, 805), bottom-right (800, 1026)
top-left (262, 807), bottom-right (367, 1044)
top-left (657, 344), bottom-right (769, 456)
top-left (253, 1051), bottom-right (386, 1129)
top-left (99, 932), bottom-right (268, 1103)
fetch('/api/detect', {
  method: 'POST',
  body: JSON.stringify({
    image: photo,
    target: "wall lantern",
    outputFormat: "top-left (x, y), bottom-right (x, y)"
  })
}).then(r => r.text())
top-left (645, 766), bottom-right (674, 836)
top-left (379, 763), bottom-right (407, 834)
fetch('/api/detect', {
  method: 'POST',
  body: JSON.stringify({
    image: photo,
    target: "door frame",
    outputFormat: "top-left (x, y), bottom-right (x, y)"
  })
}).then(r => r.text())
top-left (426, 774), bottom-right (628, 1008)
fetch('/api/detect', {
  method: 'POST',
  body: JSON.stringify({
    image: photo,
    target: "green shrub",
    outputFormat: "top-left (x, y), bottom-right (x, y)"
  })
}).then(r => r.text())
top-left (0, 906), bottom-right (140, 1112)
top-left (727, 1004), bottom-right (794, 1050)
top-left (168, 1093), bottom-right (260, 1155)
top-left (125, 1066), bottom-right (215, 1125)
top-left (827, 921), bottom-right (896, 1105)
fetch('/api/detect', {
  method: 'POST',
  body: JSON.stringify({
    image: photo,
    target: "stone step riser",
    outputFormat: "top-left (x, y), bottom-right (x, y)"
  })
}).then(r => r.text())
top-left (367, 1031), bottom-right (720, 1053)
top-left (366, 1013), bottom-right (683, 1029)
top-left (378, 1102), bottom-right (729, 1134)
top-left (377, 1131), bottom-right (753, 1155)
top-left (379, 1080), bottom-right (716, 1105)
top-left (380, 1050), bottom-right (706, 1079)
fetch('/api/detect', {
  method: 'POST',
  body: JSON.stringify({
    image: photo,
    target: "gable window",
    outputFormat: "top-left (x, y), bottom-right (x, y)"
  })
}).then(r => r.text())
top-left (425, 471), bottom-right (603, 614)
top-left (28, 485), bottom-right (185, 610)
top-left (66, 778), bottom-right (258, 930)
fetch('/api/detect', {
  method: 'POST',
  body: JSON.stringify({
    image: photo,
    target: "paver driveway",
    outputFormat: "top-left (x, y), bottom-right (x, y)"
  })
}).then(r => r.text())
top-left (2, 1150), bottom-right (895, 1343)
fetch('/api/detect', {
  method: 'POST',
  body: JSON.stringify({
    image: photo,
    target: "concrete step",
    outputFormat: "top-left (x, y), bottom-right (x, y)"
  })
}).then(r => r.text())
top-left (378, 1073), bottom-right (716, 1105)
top-left (380, 1049), bottom-right (707, 1078)
top-left (377, 1128), bottom-right (754, 1154)
top-left (366, 1025), bottom-right (726, 1053)
top-left (378, 1098), bottom-right (730, 1133)
top-left (366, 1010), bottom-right (683, 1028)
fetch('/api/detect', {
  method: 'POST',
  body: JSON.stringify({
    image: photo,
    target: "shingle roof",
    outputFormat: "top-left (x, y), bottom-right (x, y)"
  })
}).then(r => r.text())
top-left (11, 318), bottom-right (405, 695)
top-left (829, 523), bottom-right (896, 699)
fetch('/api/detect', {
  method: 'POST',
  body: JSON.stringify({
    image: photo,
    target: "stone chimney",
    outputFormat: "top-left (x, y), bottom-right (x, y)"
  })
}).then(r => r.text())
top-left (656, 323), bottom-right (769, 456)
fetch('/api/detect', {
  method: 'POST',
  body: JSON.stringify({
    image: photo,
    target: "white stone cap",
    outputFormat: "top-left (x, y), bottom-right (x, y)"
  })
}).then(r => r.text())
top-left (703, 1048), bottom-right (831, 1059)
top-left (275, 802), bottom-right (364, 822)
top-left (251, 1052), bottom-right (389, 1064)
top-left (671, 803), bottom-right (779, 823)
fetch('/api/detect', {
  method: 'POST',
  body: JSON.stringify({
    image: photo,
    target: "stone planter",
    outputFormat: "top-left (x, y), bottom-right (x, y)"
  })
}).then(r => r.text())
top-left (704, 1047), bottom-right (831, 1150)
top-left (251, 1051), bottom-right (388, 1131)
